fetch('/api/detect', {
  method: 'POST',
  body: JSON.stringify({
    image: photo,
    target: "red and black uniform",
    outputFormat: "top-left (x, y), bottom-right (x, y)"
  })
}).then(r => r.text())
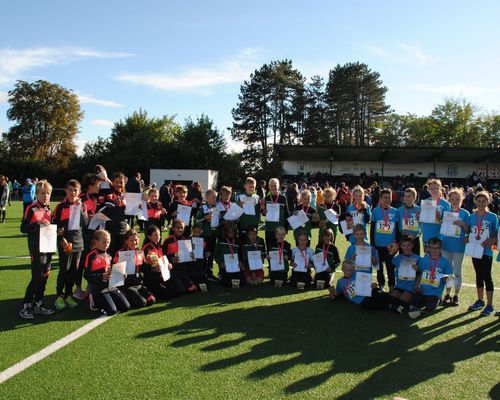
top-left (20, 201), bottom-right (53, 305)
top-left (113, 248), bottom-right (155, 308)
top-left (167, 200), bottom-right (194, 235)
top-left (187, 236), bottom-right (208, 288)
top-left (145, 201), bottom-right (164, 231)
top-left (84, 249), bottom-right (130, 315)
top-left (162, 234), bottom-right (196, 292)
top-left (97, 190), bottom-right (128, 256)
top-left (141, 241), bottom-right (185, 299)
top-left (77, 191), bottom-right (98, 287)
top-left (52, 197), bottom-right (87, 298)
top-left (313, 243), bottom-right (340, 287)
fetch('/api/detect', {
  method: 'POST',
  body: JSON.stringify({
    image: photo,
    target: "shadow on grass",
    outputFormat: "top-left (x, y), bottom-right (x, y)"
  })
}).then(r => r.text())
top-left (136, 295), bottom-right (499, 398)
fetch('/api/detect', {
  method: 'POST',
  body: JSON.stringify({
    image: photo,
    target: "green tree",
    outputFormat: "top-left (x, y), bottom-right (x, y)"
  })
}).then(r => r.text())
top-left (302, 75), bottom-right (327, 145)
top-left (4, 80), bottom-right (83, 168)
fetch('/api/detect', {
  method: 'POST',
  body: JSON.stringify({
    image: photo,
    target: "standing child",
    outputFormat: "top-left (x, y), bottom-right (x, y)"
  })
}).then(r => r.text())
top-left (397, 188), bottom-right (422, 255)
top-left (290, 232), bottom-right (314, 288)
top-left (467, 191), bottom-right (498, 316)
top-left (167, 185), bottom-right (194, 236)
top-left (345, 224), bottom-right (379, 274)
top-left (441, 188), bottom-right (470, 307)
top-left (242, 226), bottom-right (266, 285)
top-left (196, 189), bottom-right (220, 281)
top-left (113, 230), bottom-right (155, 308)
top-left (390, 236), bottom-right (420, 311)
top-left (145, 188), bottom-right (167, 231)
top-left (262, 178), bottom-right (288, 252)
top-left (293, 189), bottom-right (319, 244)
top-left (313, 229), bottom-right (340, 288)
top-left (421, 179), bottom-right (451, 253)
top-left (189, 222), bottom-right (209, 290)
top-left (84, 230), bottom-right (130, 315)
top-left (346, 186), bottom-right (371, 244)
top-left (215, 221), bottom-right (245, 287)
top-left (266, 226), bottom-right (291, 286)
top-left (53, 179), bottom-right (88, 310)
top-left (317, 187), bottom-right (341, 246)
top-left (237, 177), bottom-right (261, 245)
top-left (19, 180), bottom-right (55, 319)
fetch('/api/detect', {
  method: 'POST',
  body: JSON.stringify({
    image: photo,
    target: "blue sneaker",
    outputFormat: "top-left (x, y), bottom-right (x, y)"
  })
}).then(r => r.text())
top-left (480, 305), bottom-right (494, 316)
top-left (468, 299), bottom-right (485, 311)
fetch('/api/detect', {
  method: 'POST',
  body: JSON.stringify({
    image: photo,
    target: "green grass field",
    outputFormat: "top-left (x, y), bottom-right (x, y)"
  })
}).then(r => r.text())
top-left (0, 202), bottom-right (499, 400)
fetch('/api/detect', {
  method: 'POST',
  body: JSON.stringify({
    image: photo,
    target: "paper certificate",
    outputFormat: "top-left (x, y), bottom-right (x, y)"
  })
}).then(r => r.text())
top-left (67, 204), bottom-right (81, 231)
top-left (109, 261), bottom-right (126, 289)
top-left (354, 272), bottom-right (372, 297)
top-left (324, 209), bottom-right (339, 225)
top-left (224, 253), bottom-right (240, 273)
top-left (439, 212), bottom-right (461, 238)
top-left (312, 252), bottom-right (328, 273)
top-left (210, 208), bottom-right (220, 228)
top-left (266, 203), bottom-right (280, 222)
top-left (177, 240), bottom-right (193, 263)
top-left (88, 212), bottom-right (110, 230)
top-left (241, 196), bottom-right (256, 216)
top-left (177, 204), bottom-right (192, 225)
top-left (352, 211), bottom-right (363, 226)
top-left (125, 193), bottom-right (142, 216)
top-left (223, 203), bottom-right (245, 221)
top-left (465, 241), bottom-right (484, 259)
top-left (192, 237), bottom-right (204, 259)
top-left (119, 250), bottom-right (137, 275)
top-left (340, 220), bottom-right (353, 235)
top-left (137, 201), bottom-right (149, 221)
top-left (268, 250), bottom-right (284, 271)
top-left (247, 250), bottom-right (263, 270)
top-left (419, 199), bottom-right (437, 223)
top-left (287, 210), bottom-right (309, 230)
top-left (354, 245), bottom-right (372, 271)
top-left (399, 260), bottom-right (416, 280)
top-left (39, 224), bottom-right (57, 253)
top-left (159, 256), bottom-right (171, 282)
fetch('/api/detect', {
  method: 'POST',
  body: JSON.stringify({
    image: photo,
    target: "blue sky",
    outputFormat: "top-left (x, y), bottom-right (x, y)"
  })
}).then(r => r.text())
top-left (1, 0), bottom-right (499, 152)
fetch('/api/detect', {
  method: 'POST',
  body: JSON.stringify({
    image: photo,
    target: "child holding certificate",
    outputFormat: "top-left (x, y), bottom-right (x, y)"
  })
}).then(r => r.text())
top-left (313, 229), bottom-right (340, 288)
top-left (290, 232), bottom-right (314, 288)
top-left (346, 186), bottom-right (371, 244)
top-left (466, 191), bottom-right (498, 316)
top-left (293, 189), bottom-right (319, 243)
top-left (440, 188), bottom-right (470, 307)
top-left (113, 230), bottom-right (155, 308)
top-left (390, 236), bottom-right (420, 309)
top-left (242, 226), bottom-right (266, 285)
top-left (145, 188), bottom-right (167, 231)
top-left (267, 227), bottom-right (291, 286)
top-left (397, 188), bottom-right (421, 255)
top-left (162, 219), bottom-right (197, 293)
top-left (262, 178), bottom-right (288, 251)
top-left (142, 225), bottom-right (184, 299)
top-left (344, 225), bottom-right (379, 274)
top-left (167, 185), bottom-right (194, 236)
top-left (195, 189), bottom-right (219, 281)
top-left (84, 230), bottom-right (130, 315)
top-left (237, 177), bottom-right (261, 245)
top-left (188, 223), bottom-right (209, 290)
top-left (317, 187), bottom-right (341, 246)
top-left (19, 180), bottom-right (55, 319)
top-left (421, 179), bottom-right (450, 253)
top-left (215, 222), bottom-right (245, 287)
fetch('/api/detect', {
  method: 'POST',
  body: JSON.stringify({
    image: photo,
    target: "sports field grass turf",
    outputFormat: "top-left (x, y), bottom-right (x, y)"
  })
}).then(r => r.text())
top-left (0, 201), bottom-right (498, 399)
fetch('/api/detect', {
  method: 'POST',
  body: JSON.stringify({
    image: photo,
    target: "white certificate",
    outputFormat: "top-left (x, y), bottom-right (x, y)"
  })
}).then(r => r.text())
top-left (293, 250), bottom-right (309, 272)
top-left (419, 199), bottom-right (437, 223)
top-left (352, 211), bottom-right (363, 226)
top-left (340, 220), bottom-right (353, 236)
top-left (109, 261), bottom-right (126, 289)
top-left (137, 201), bottom-right (149, 221)
top-left (88, 212), bottom-right (110, 230)
top-left (177, 239), bottom-right (193, 263)
top-left (39, 224), bottom-right (57, 253)
top-left (224, 253), bottom-right (240, 273)
top-left (439, 211), bottom-right (461, 238)
top-left (119, 250), bottom-right (137, 275)
top-left (159, 255), bottom-right (171, 282)
top-left (223, 203), bottom-right (245, 221)
top-left (266, 203), bottom-right (280, 222)
top-left (355, 245), bottom-right (372, 271)
top-left (324, 209), bottom-right (339, 225)
top-left (247, 250), bottom-right (263, 270)
top-left (399, 260), bottom-right (416, 280)
top-left (287, 210), bottom-right (309, 230)
top-left (312, 252), bottom-right (328, 273)
top-left (125, 193), bottom-right (142, 216)
top-left (354, 272), bottom-right (372, 297)
top-left (67, 204), bottom-right (81, 231)
top-left (177, 204), bottom-right (192, 225)
top-left (465, 241), bottom-right (484, 259)
top-left (242, 196), bottom-right (256, 216)
top-left (268, 250), bottom-right (284, 271)
top-left (192, 237), bottom-right (204, 259)
top-left (210, 208), bottom-right (220, 228)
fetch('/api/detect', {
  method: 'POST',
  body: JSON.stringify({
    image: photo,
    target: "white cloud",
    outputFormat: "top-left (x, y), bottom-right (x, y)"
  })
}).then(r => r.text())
top-left (78, 94), bottom-right (124, 108)
top-left (0, 46), bottom-right (133, 83)
top-left (409, 83), bottom-right (500, 96)
top-left (366, 43), bottom-right (437, 66)
top-left (117, 47), bottom-right (265, 93)
top-left (0, 90), bottom-right (8, 104)
top-left (90, 119), bottom-right (115, 128)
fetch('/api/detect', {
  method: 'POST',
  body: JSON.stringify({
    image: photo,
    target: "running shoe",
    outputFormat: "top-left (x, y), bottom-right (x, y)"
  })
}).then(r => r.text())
top-left (408, 310), bottom-right (422, 319)
top-left (65, 296), bottom-right (78, 309)
top-left (19, 303), bottom-right (34, 319)
top-left (480, 305), bottom-right (494, 316)
top-left (442, 294), bottom-right (452, 306)
top-left (32, 301), bottom-right (54, 315)
top-left (451, 295), bottom-right (459, 307)
top-left (468, 299), bottom-right (485, 311)
top-left (72, 288), bottom-right (88, 300)
top-left (54, 296), bottom-right (67, 310)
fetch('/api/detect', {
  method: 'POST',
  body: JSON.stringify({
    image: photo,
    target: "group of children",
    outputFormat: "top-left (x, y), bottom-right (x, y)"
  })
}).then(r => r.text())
top-left (18, 171), bottom-right (499, 320)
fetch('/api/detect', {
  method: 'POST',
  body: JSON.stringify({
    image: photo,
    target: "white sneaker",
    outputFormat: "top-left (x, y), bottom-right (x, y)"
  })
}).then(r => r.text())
top-left (32, 301), bottom-right (54, 315)
top-left (408, 310), bottom-right (422, 319)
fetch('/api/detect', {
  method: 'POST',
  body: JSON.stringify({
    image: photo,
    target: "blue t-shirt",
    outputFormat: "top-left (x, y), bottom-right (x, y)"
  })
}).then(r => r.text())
top-left (371, 206), bottom-right (399, 247)
top-left (467, 211), bottom-right (499, 257)
top-left (22, 183), bottom-right (35, 203)
top-left (346, 204), bottom-right (371, 244)
top-left (440, 208), bottom-right (470, 253)
top-left (335, 272), bottom-right (365, 304)
top-left (345, 241), bottom-right (378, 273)
top-left (418, 255), bottom-right (452, 297)
top-left (397, 204), bottom-right (421, 237)
top-left (393, 253), bottom-right (420, 292)
top-left (422, 198), bottom-right (451, 242)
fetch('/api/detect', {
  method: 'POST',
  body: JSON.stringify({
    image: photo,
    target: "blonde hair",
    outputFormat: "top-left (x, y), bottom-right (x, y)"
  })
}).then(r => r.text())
top-left (448, 187), bottom-right (464, 200)
top-left (474, 191), bottom-right (492, 204)
top-left (352, 185), bottom-right (365, 197)
top-left (175, 185), bottom-right (188, 194)
top-left (245, 177), bottom-right (256, 186)
top-left (404, 187), bottom-right (417, 198)
top-left (268, 178), bottom-right (279, 187)
top-left (220, 186), bottom-right (232, 196)
top-left (205, 189), bottom-right (217, 197)
top-left (35, 180), bottom-right (52, 194)
top-left (301, 189), bottom-right (312, 201)
top-left (323, 187), bottom-right (336, 197)
top-left (90, 229), bottom-right (111, 250)
top-left (426, 178), bottom-right (443, 188)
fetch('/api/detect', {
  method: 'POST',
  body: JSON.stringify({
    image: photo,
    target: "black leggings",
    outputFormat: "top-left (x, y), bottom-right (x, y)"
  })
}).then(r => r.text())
top-left (376, 246), bottom-right (395, 287)
top-left (76, 230), bottom-right (94, 287)
top-left (121, 285), bottom-right (155, 308)
top-left (143, 276), bottom-right (185, 300)
top-left (23, 254), bottom-right (52, 304)
top-left (93, 289), bottom-right (130, 315)
top-left (472, 255), bottom-right (494, 291)
top-left (411, 292), bottom-right (440, 311)
top-left (361, 289), bottom-right (408, 311)
top-left (56, 249), bottom-right (81, 297)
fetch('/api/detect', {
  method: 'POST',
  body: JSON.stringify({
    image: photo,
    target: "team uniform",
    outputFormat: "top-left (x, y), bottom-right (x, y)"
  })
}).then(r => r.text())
top-left (167, 200), bottom-right (195, 236)
top-left (187, 235), bottom-right (209, 289)
top-left (237, 193), bottom-right (261, 242)
top-left (392, 253), bottom-right (420, 295)
top-left (346, 204), bottom-right (371, 244)
top-left (162, 234), bottom-right (196, 293)
top-left (195, 203), bottom-right (220, 277)
top-left (344, 241), bottom-right (379, 274)
top-left (242, 237), bottom-right (266, 284)
top-left (292, 205), bottom-right (317, 243)
top-left (76, 192), bottom-right (98, 296)
top-left (290, 247), bottom-right (314, 286)
top-left (145, 201), bottom-right (164, 231)
top-left (421, 198), bottom-right (451, 250)
top-left (97, 190), bottom-right (128, 257)
top-left (397, 204), bottom-right (421, 254)
top-left (263, 193), bottom-right (288, 251)
top-left (215, 236), bottom-right (245, 287)
top-left (313, 243), bottom-right (340, 287)
top-left (412, 255), bottom-right (451, 311)
top-left (316, 201), bottom-right (341, 245)
top-left (267, 240), bottom-right (292, 286)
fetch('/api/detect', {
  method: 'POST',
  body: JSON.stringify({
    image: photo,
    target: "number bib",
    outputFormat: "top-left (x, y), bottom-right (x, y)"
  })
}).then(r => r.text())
top-left (376, 220), bottom-right (394, 234)
top-left (403, 218), bottom-right (419, 232)
top-left (421, 270), bottom-right (439, 287)
top-left (471, 226), bottom-right (489, 243)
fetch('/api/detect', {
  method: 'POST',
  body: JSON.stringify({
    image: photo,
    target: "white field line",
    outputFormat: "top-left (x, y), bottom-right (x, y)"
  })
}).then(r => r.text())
top-left (0, 256), bottom-right (58, 259)
top-left (0, 315), bottom-right (114, 384)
